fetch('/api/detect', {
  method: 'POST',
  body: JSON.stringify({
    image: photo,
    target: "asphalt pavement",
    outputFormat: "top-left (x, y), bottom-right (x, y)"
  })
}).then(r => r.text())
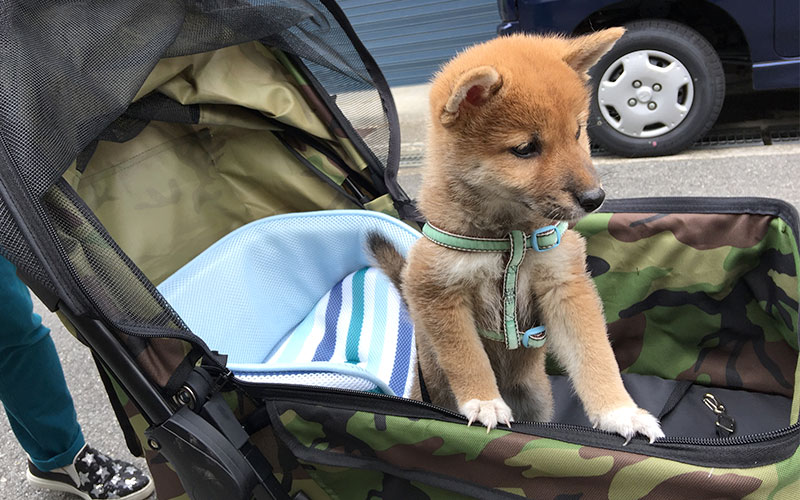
top-left (398, 143), bottom-right (800, 209)
top-left (0, 85), bottom-right (798, 499)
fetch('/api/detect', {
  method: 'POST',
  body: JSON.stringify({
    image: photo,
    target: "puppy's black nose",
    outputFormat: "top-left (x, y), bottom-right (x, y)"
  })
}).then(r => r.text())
top-left (576, 188), bottom-right (605, 212)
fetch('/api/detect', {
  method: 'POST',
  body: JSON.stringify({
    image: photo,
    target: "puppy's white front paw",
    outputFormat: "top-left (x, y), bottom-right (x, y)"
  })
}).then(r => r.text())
top-left (459, 398), bottom-right (514, 432)
top-left (592, 406), bottom-right (665, 444)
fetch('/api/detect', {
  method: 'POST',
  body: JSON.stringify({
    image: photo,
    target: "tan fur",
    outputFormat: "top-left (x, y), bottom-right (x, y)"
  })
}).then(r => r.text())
top-left (367, 233), bottom-right (405, 292)
top-left (441, 66), bottom-right (503, 126)
top-left (373, 30), bottom-right (663, 441)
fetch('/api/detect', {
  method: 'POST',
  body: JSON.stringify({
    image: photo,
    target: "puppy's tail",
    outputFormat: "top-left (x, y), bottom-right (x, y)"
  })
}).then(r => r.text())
top-left (367, 232), bottom-right (406, 293)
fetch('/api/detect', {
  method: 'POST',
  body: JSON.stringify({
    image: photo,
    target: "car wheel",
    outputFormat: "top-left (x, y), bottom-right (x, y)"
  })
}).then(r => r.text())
top-left (587, 20), bottom-right (725, 157)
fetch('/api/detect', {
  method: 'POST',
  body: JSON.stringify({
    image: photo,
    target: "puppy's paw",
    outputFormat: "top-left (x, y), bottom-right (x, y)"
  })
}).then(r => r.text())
top-left (592, 406), bottom-right (665, 444)
top-left (459, 398), bottom-right (514, 432)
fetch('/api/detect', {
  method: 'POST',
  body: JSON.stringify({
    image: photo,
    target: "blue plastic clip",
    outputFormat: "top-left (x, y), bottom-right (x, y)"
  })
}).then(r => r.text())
top-left (522, 326), bottom-right (547, 348)
top-left (532, 225), bottom-right (561, 252)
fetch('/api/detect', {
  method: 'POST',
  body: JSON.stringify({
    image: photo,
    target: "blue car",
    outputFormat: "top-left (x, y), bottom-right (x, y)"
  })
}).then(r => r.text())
top-left (498, 0), bottom-right (800, 157)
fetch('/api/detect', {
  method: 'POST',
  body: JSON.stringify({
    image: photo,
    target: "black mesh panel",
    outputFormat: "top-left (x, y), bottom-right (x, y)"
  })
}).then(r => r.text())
top-left (0, 1), bottom-right (185, 196)
top-left (42, 180), bottom-right (208, 392)
top-left (0, 1), bottom-right (376, 195)
top-left (43, 181), bottom-right (194, 338)
top-left (0, 199), bottom-right (54, 293)
top-left (264, 1), bottom-right (400, 184)
top-left (304, 60), bottom-right (391, 176)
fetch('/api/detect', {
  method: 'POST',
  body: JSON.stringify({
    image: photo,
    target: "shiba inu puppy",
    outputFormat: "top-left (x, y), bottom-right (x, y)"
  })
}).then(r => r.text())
top-left (371, 30), bottom-right (664, 443)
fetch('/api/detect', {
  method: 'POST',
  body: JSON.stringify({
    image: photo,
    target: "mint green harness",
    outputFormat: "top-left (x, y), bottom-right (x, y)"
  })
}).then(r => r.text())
top-left (422, 221), bottom-right (568, 350)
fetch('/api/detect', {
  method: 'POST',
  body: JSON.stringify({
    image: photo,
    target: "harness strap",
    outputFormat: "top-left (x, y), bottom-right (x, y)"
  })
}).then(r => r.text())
top-left (502, 230), bottom-right (526, 349)
top-left (422, 221), bottom-right (567, 349)
top-left (422, 221), bottom-right (567, 253)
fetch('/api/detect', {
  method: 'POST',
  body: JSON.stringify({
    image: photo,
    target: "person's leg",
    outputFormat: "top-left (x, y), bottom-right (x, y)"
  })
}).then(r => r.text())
top-left (0, 255), bottom-right (85, 470)
top-left (0, 256), bottom-right (154, 499)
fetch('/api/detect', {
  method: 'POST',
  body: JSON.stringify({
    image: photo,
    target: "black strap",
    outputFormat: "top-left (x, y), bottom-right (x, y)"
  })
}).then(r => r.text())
top-left (657, 380), bottom-right (694, 419)
top-left (91, 353), bottom-right (144, 457)
top-left (242, 442), bottom-right (293, 500)
top-left (417, 362), bottom-right (432, 403)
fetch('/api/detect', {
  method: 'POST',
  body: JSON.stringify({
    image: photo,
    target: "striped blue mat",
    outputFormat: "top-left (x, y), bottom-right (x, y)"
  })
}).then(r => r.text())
top-left (267, 267), bottom-right (415, 397)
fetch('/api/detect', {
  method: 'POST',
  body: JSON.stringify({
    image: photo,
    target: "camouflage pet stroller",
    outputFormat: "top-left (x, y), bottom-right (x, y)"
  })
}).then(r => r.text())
top-left (1, 1), bottom-right (798, 499)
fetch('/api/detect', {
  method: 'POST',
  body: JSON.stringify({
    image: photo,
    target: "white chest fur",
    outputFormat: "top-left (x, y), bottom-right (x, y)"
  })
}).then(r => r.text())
top-left (431, 241), bottom-right (573, 333)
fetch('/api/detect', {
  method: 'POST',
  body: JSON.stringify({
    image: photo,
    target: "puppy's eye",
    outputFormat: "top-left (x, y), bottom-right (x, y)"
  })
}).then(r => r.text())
top-left (575, 124), bottom-right (582, 140)
top-left (510, 140), bottom-right (540, 158)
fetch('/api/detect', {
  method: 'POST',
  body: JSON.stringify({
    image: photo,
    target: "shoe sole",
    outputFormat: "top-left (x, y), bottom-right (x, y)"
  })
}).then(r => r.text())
top-left (26, 469), bottom-right (156, 500)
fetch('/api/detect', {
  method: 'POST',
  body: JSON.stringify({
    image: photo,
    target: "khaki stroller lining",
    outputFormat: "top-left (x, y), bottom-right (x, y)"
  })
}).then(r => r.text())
top-left (66, 42), bottom-right (364, 285)
top-left (133, 42), bottom-right (335, 141)
top-left (67, 120), bottom-right (357, 285)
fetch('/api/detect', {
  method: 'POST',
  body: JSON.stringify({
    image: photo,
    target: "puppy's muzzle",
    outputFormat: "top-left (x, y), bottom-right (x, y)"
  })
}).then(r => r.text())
top-left (575, 188), bottom-right (606, 213)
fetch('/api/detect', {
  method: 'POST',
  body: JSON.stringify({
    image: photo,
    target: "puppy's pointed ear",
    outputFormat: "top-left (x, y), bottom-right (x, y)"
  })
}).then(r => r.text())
top-left (440, 66), bottom-right (502, 127)
top-left (563, 27), bottom-right (625, 77)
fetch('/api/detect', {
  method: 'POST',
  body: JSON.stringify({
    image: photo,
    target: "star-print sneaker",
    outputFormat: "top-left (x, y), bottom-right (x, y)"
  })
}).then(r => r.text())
top-left (26, 444), bottom-right (155, 500)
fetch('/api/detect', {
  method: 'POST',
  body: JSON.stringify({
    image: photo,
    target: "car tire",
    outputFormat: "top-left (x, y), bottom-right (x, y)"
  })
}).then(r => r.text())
top-left (587, 19), bottom-right (725, 157)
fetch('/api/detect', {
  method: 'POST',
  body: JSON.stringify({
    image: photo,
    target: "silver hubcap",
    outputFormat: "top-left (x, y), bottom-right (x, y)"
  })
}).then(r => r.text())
top-left (598, 50), bottom-right (694, 138)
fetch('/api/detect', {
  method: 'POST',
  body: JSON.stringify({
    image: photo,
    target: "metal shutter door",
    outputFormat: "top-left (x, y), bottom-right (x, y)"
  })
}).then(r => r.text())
top-left (340, 0), bottom-right (499, 86)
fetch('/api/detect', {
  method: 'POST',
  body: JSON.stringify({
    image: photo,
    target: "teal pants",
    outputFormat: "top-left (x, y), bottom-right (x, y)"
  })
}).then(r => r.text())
top-left (0, 255), bottom-right (85, 471)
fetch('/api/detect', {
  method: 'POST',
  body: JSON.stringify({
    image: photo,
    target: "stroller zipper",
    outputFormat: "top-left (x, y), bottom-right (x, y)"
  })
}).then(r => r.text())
top-left (241, 380), bottom-right (800, 449)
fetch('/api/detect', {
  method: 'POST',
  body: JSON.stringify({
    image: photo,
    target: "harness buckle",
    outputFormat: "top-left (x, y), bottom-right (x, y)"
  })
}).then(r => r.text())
top-left (532, 225), bottom-right (562, 252)
top-left (522, 326), bottom-right (547, 348)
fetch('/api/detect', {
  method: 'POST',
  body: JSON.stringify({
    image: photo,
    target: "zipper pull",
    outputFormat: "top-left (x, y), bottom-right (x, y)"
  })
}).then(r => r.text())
top-left (703, 393), bottom-right (736, 437)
